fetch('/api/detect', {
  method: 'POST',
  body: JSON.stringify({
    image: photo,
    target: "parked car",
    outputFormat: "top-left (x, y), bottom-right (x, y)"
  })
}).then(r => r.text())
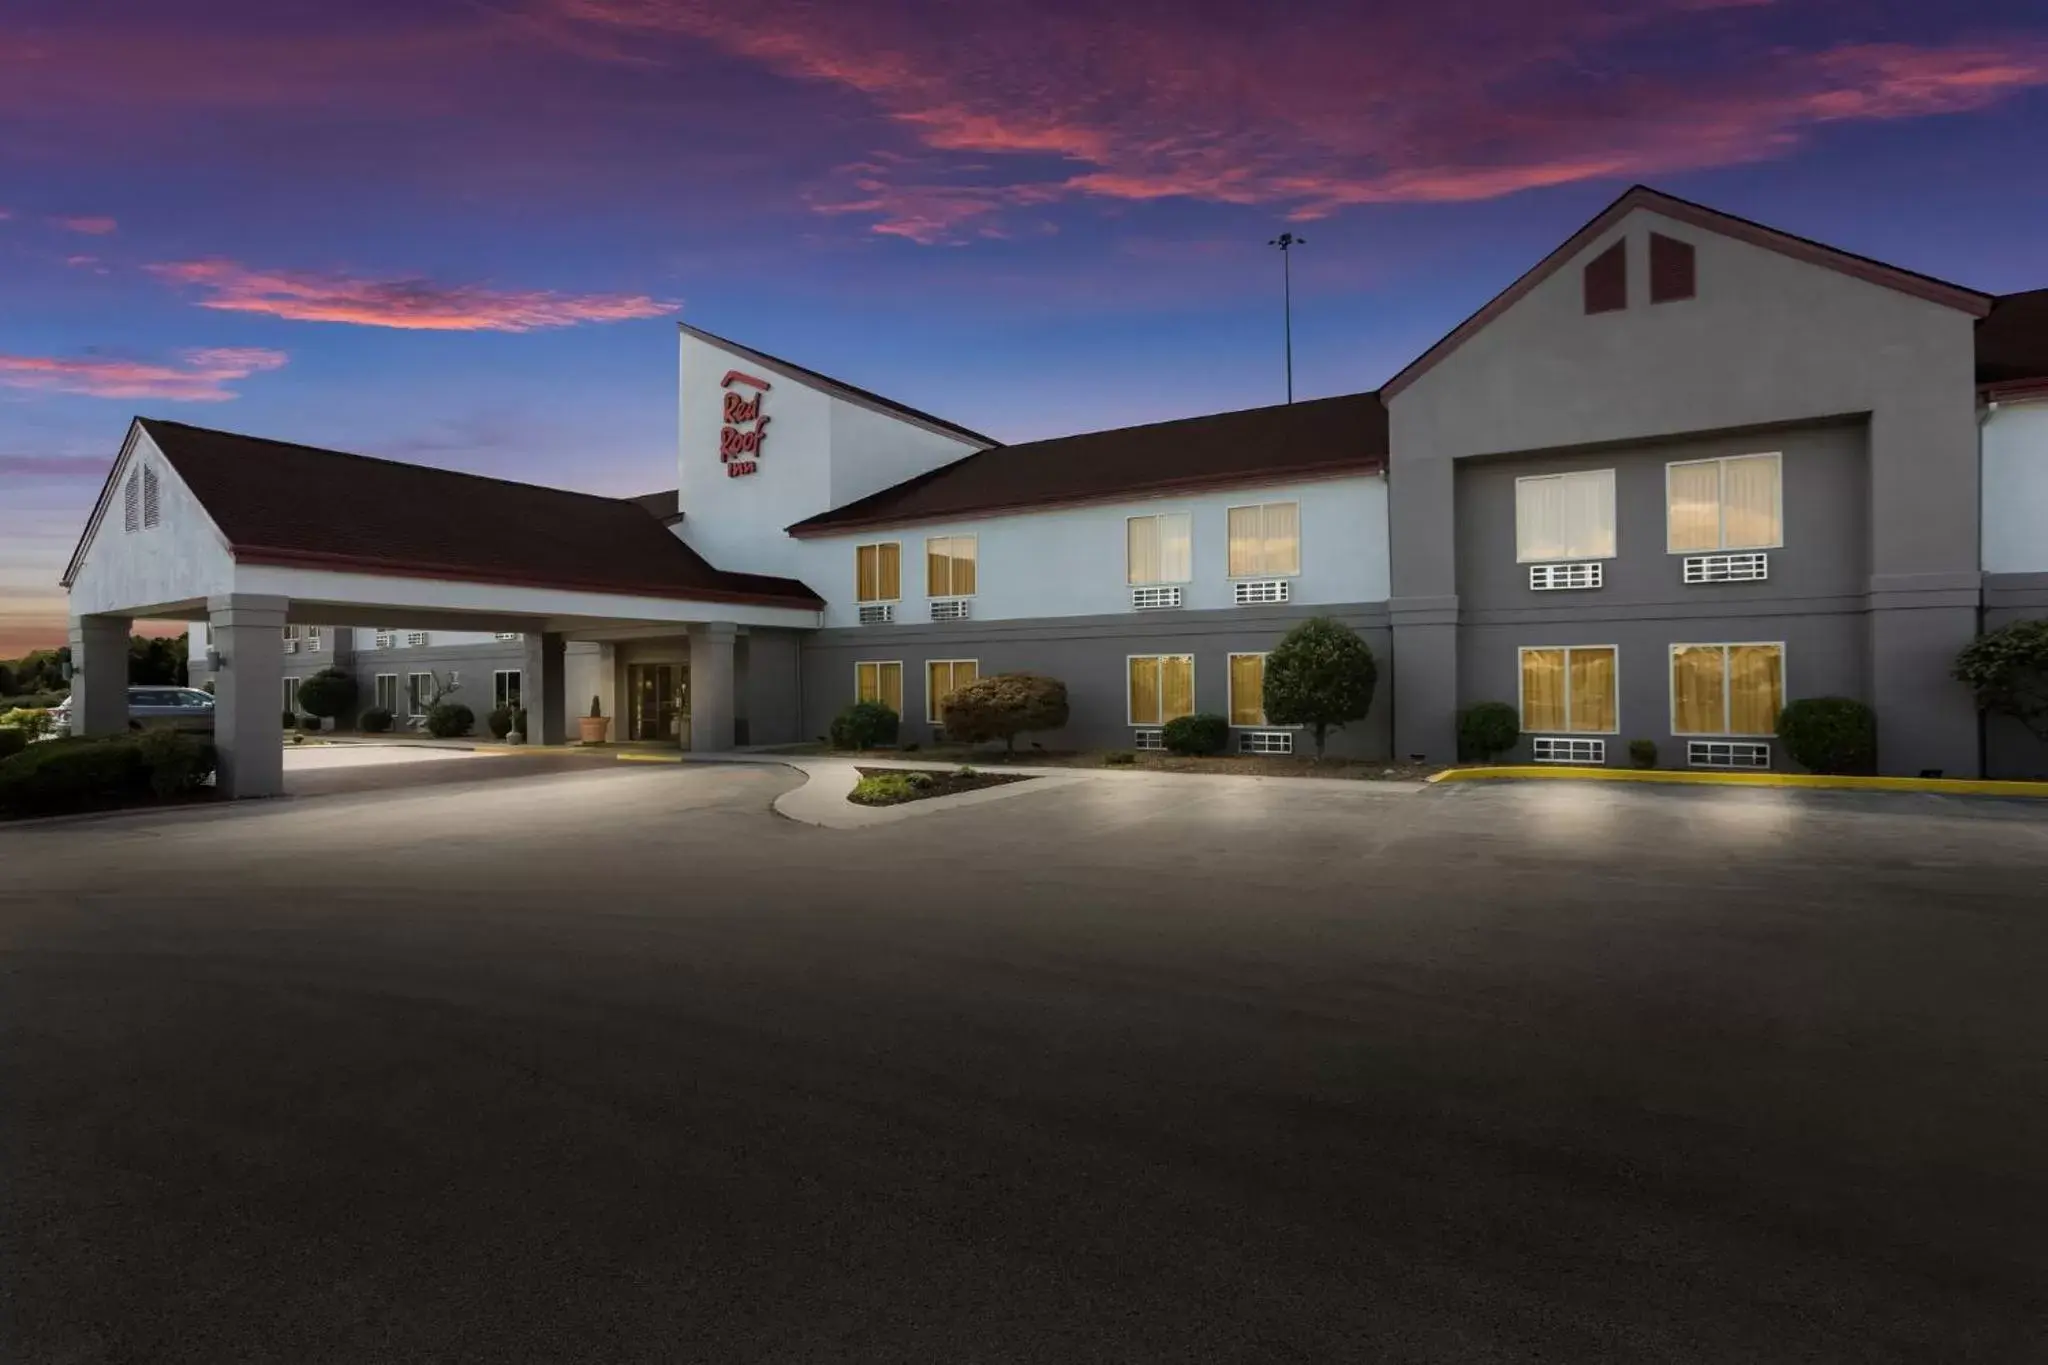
top-left (51, 687), bottom-right (216, 736)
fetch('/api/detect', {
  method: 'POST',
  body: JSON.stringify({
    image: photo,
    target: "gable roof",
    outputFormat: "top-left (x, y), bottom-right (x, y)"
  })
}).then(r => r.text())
top-left (1382, 184), bottom-right (1995, 401)
top-left (65, 419), bottom-right (821, 607)
top-left (680, 322), bottom-right (999, 448)
top-left (786, 391), bottom-right (1387, 537)
top-left (1978, 288), bottom-right (2048, 394)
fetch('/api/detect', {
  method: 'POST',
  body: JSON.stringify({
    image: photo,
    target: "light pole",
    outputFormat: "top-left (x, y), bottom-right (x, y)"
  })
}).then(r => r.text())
top-left (1268, 231), bottom-right (1305, 403)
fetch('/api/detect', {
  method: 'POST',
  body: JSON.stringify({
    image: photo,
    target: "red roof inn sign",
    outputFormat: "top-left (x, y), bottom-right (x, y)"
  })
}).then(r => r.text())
top-left (719, 370), bottom-right (772, 478)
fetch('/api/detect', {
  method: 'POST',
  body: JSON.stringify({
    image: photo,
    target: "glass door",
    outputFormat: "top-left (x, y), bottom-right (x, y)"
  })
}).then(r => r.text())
top-left (627, 664), bottom-right (677, 743)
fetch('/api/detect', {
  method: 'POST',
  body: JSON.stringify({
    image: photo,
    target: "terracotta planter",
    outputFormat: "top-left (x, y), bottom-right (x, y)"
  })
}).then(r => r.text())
top-left (578, 716), bottom-right (611, 745)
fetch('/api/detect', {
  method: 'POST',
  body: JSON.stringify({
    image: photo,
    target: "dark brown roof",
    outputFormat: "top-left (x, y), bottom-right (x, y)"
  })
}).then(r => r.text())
top-left (680, 323), bottom-right (998, 447)
top-left (787, 392), bottom-right (1387, 537)
top-left (1979, 289), bottom-right (2048, 390)
top-left (628, 489), bottom-right (683, 522)
top-left (86, 419), bottom-right (820, 607)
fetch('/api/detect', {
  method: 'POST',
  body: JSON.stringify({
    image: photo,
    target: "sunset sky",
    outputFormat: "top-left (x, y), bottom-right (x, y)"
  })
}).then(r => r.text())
top-left (4, 0), bottom-right (2046, 655)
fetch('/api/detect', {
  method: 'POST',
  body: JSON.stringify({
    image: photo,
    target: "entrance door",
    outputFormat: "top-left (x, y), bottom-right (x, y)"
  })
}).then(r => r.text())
top-left (627, 664), bottom-right (678, 743)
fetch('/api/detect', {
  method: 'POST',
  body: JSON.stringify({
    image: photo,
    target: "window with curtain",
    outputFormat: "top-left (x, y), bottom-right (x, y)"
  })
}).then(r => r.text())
top-left (925, 659), bottom-right (979, 723)
top-left (1519, 646), bottom-right (1618, 734)
top-left (1228, 654), bottom-right (1268, 726)
top-left (1128, 655), bottom-right (1194, 726)
top-left (407, 673), bottom-right (433, 715)
top-left (374, 674), bottom-right (399, 713)
top-left (1667, 453), bottom-right (1781, 552)
top-left (925, 536), bottom-right (978, 597)
top-left (1671, 644), bottom-right (1783, 735)
top-left (1515, 470), bottom-right (1615, 562)
top-left (1226, 503), bottom-right (1301, 577)
top-left (1126, 513), bottom-right (1192, 585)
top-left (283, 677), bottom-right (301, 712)
top-left (494, 670), bottom-right (522, 710)
top-left (855, 543), bottom-right (901, 602)
top-left (856, 661), bottom-right (903, 715)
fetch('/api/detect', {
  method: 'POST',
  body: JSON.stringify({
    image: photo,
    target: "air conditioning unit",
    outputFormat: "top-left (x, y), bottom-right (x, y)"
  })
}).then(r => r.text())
top-left (1529, 561), bottom-right (1604, 591)
top-left (1132, 729), bottom-right (1166, 751)
top-left (1131, 586), bottom-right (1183, 611)
top-left (374, 631), bottom-right (397, 649)
top-left (495, 632), bottom-right (521, 641)
top-left (1683, 552), bottom-right (1769, 584)
top-left (858, 603), bottom-right (895, 625)
top-left (282, 639), bottom-right (299, 654)
top-left (406, 631), bottom-right (430, 647)
top-left (1531, 736), bottom-right (1606, 765)
top-left (930, 599), bottom-right (971, 622)
top-left (1688, 740), bottom-right (1771, 769)
top-left (1237, 730), bottom-right (1294, 755)
top-left (1232, 579), bottom-right (1291, 605)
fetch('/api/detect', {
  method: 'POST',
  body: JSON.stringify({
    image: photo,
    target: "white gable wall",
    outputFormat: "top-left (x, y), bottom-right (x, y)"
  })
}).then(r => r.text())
top-left (68, 427), bottom-right (237, 618)
top-left (1983, 395), bottom-right (2048, 573)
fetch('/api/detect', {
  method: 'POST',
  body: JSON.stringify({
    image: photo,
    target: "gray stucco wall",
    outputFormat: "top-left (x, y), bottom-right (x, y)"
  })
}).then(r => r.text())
top-left (798, 602), bottom-right (1393, 758)
top-left (738, 628), bottom-right (805, 747)
top-left (1983, 574), bottom-right (2048, 780)
top-left (1388, 204), bottom-right (1984, 776)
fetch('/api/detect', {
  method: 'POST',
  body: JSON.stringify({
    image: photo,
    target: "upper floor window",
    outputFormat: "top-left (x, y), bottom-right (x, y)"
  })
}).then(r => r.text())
top-left (855, 542), bottom-right (901, 603)
top-left (1650, 233), bottom-right (1696, 304)
top-left (1515, 469), bottom-right (1615, 563)
top-left (1583, 239), bottom-right (1626, 314)
top-left (1667, 453), bottom-right (1781, 553)
top-left (1226, 502), bottom-right (1301, 578)
top-left (926, 535), bottom-right (978, 598)
top-left (1127, 512), bottom-right (1191, 585)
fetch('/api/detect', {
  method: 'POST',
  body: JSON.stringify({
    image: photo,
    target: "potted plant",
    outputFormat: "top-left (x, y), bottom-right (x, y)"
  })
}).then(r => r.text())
top-left (578, 694), bottom-right (610, 745)
top-left (506, 707), bottom-right (528, 746)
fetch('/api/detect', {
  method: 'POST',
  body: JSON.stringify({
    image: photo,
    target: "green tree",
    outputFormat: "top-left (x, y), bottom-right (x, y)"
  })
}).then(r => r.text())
top-left (295, 667), bottom-right (359, 724)
top-left (940, 673), bottom-right (1069, 754)
top-left (1955, 620), bottom-right (2048, 742)
top-left (1262, 617), bottom-right (1379, 759)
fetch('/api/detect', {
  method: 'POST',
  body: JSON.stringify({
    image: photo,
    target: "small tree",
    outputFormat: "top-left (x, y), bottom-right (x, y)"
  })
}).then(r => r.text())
top-left (1262, 618), bottom-right (1378, 759)
top-left (941, 673), bottom-right (1069, 754)
top-left (295, 667), bottom-right (358, 727)
top-left (426, 701), bottom-right (475, 738)
top-left (1458, 703), bottom-right (1521, 763)
top-left (1955, 620), bottom-right (2048, 743)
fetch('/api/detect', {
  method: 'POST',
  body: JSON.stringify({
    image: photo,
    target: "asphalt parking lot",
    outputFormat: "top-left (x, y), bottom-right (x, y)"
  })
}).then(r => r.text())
top-left (4, 763), bottom-right (2046, 1362)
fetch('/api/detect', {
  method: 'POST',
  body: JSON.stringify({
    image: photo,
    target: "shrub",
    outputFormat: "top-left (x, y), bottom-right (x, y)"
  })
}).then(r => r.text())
top-left (135, 728), bottom-right (214, 797)
top-left (0, 707), bottom-right (54, 740)
top-left (294, 667), bottom-right (358, 723)
top-left (1955, 620), bottom-right (2048, 743)
top-left (512, 708), bottom-right (529, 738)
top-left (486, 707), bottom-right (515, 740)
top-left (849, 772), bottom-right (920, 805)
top-left (1627, 739), bottom-right (1659, 769)
top-left (589, 694), bottom-right (605, 719)
top-left (830, 700), bottom-right (899, 750)
top-left (282, 709), bottom-right (297, 729)
top-left (426, 701), bottom-right (474, 739)
top-left (1776, 696), bottom-right (1877, 775)
top-left (1457, 702), bottom-right (1521, 763)
top-left (0, 736), bottom-right (150, 815)
top-left (0, 727), bottom-right (26, 761)
top-left (1103, 750), bottom-right (1136, 767)
top-left (298, 714), bottom-right (324, 733)
top-left (1263, 617), bottom-right (1378, 758)
top-left (940, 673), bottom-right (1069, 754)
top-left (1162, 712), bottom-right (1230, 756)
top-left (361, 707), bottom-right (394, 734)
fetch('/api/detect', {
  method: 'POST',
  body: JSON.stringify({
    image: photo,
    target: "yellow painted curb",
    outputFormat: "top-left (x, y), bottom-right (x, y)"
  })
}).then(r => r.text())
top-left (1427, 766), bottom-right (2048, 799)
top-left (614, 752), bottom-right (682, 763)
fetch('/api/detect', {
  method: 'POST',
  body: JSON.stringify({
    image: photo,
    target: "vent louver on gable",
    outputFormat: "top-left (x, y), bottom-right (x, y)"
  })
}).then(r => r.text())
top-left (1650, 232), bottom-right (1697, 304)
top-left (1583, 239), bottom-right (1627, 314)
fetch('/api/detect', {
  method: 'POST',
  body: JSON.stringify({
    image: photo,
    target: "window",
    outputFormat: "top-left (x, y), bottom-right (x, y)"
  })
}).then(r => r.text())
top-left (374, 674), bottom-right (399, 713)
top-left (407, 672), bottom-right (434, 716)
top-left (1515, 469), bottom-right (1615, 562)
top-left (1671, 644), bottom-right (1784, 737)
top-left (1226, 502), bottom-right (1300, 577)
top-left (855, 661), bottom-right (902, 715)
top-left (1519, 646), bottom-right (1619, 734)
top-left (142, 465), bottom-right (161, 528)
top-left (1584, 239), bottom-right (1626, 314)
top-left (1228, 653), bottom-right (1271, 727)
top-left (926, 536), bottom-right (978, 598)
top-left (1667, 454), bottom-right (1781, 553)
top-left (494, 670), bottom-right (522, 710)
top-left (926, 660), bottom-right (979, 723)
top-left (1128, 655), bottom-right (1194, 726)
top-left (123, 470), bottom-right (140, 533)
top-left (1650, 233), bottom-right (1696, 304)
top-left (1126, 513), bottom-right (1191, 585)
top-left (283, 677), bottom-right (301, 712)
top-left (304, 627), bottom-right (321, 651)
top-left (855, 543), bottom-right (901, 603)
top-left (283, 625), bottom-right (303, 643)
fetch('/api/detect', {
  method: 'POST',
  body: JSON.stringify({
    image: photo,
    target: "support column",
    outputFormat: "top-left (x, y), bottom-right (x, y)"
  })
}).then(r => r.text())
top-left (1869, 573), bottom-right (1984, 778)
top-left (520, 631), bottom-right (568, 745)
top-left (207, 594), bottom-right (289, 799)
top-left (1390, 598), bottom-right (1460, 764)
top-left (688, 623), bottom-right (738, 753)
top-left (66, 614), bottom-right (133, 737)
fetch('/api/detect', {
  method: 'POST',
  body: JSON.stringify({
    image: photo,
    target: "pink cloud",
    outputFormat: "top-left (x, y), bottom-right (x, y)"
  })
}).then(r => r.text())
top-left (0, 347), bottom-right (288, 402)
top-left (52, 215), bottom-right (117, 235)
top-left (145, 259), bottom-right (679, 331)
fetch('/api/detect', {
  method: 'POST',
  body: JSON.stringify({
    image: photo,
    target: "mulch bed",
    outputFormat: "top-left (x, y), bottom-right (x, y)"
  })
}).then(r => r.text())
top-left (822, 747), bottom-right (1445, 782)
top-left (851, 766), bottom-right (1034, 806)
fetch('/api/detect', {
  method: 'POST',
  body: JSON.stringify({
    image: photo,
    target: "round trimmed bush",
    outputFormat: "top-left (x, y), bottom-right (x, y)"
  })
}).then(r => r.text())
top-left (1776, 696), bottom-right (1876, 775)
top-left (1628, 738), bottom-right (1659, 769)
top-left (360, 707), bottom-right (394, 734)
top-left (294, 667), bottom-right (358, 724)
top-left (1161, 712), bottom-right (1230, 756)
top-left (426, 701), bottom-right (475, 739)
top-left (940, 673), bottom-right (1069, 754)
top-left (486, 706), bottom-right (515, 740)
top-left (830, 700), bottom-right (899, 751)
top-left (297, 714), bottom-right (323, 733)
top-left (282, 709), bottom-right (296, 729)
top-left (0, 727), bottom-right (25, 761)
top-left (1458, 702), bottom-right (1521, 763)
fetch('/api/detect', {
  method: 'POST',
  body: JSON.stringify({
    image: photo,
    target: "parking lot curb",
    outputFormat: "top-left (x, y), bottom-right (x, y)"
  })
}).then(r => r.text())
top-left (1429, 766), bottom-right (2048, 799)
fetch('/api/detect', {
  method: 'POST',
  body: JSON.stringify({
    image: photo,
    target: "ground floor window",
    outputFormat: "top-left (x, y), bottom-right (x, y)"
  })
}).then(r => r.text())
top-left (407, 672), bottom-right (434, 716)
top-left (1520, 646), bottom-right (1619, 734)
top-left (374, 674), bottom-right (398, 713)
top-left (1228, 653), bottom-right (1269, 727)
top-left (494, 670), bottom-right (522, 710)
top-left (855, 661), bottom-right (902, 715)
top-left (926, 660), bottom-right (979, 723)
top-left (1671, 643), bottom-right (1783, 736)
top-left (283, 677), bottom-right (300, 713)
top-left (1128, 655), bottom-right (1194, 726)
